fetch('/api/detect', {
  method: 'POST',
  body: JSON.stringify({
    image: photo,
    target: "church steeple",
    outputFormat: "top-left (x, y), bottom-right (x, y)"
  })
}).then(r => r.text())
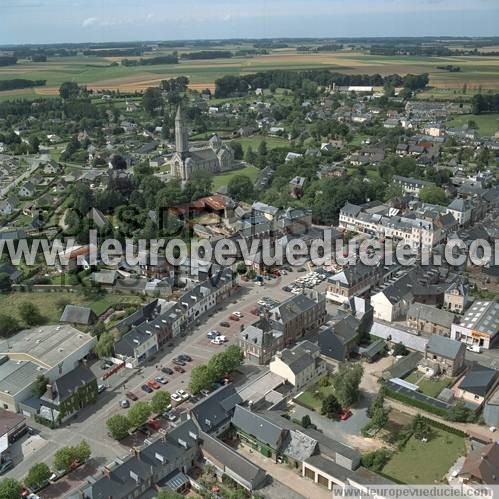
top-left (175, 105), bottom-right (188, 156)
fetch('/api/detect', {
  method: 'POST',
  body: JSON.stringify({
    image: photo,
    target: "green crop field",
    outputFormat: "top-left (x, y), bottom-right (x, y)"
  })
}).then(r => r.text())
top-left (1, 48), bottom-right (499, 100)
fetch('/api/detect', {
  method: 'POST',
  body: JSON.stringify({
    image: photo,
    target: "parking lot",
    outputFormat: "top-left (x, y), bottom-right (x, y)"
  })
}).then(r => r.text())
top-left (4, 271), bottom-right (309, 486)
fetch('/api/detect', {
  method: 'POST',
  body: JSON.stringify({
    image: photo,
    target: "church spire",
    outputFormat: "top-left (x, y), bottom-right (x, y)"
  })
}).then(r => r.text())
top-left (175, 105), bottom-right (188, 155)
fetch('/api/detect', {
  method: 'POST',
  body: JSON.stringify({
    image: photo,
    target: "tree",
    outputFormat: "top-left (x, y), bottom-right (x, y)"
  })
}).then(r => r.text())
top-left (128, 401), bottom-right (151, 428)
top-left (0, 272), bottom-right (11, 292)
top-left (18, 302), bottom-right (45, 326)
top-left (151, 391), bottom-right (171, 414)
top-left (0, 478), bottom-right (22, 499)
top-left (301, 414), bottom-right (312, 429)
top-left (212, 345), bottom-right (244, 377)
top-left (33, 375), bottom-right (48, 397)
top-left (411, 415), bottom-right (431, 440)
top-left (361, 449), bottom-right (392, 472)
top-left (231, 141), bottom-right (244, 160)
top-left (321, 393), bottom-right (342, 418)
top-left (331, 363), bottom-right (364, 408)
top-left (419, 185), bottom-right (447, 205)
top-left (0, 314), bottom-right (20, 337)
top-left (59, 81), bottom-right (79, 99)
top-left (106, 414), bottom-right (131, 441)
top-left (25, 463), bottom-right (51, 490)
top-left (143, 87), bottom-right (163, 114)
top-left (393, 342), bottom-right (408, 356)
top-left (189, 364), bottom-right (217, 394)
top-left (71, 183), bottom-right (94, 216)
top-left (236, 262), bottom-right (247, 275)
top-left (257, 140), bottom-right (268, 158)
top-left (53, 440), bottom-right (90, 472)
top-left (95, 331), bottom-right (114, 358)
top-left (228, 174), bottom-right (254, 202)
top-left (244, 145), bottom-right (257, 164)
top-left (446, 400), bottom-right (473, 423)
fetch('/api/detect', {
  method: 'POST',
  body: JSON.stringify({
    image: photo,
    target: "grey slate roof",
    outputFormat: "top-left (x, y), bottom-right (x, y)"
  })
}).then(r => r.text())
top-left (277, 340), bottom-right (319, 375)
top-left (190, 384), bottom-right (242, 433)
top-left (60, 305), bottom-right (96, 325)
top-left (200, 430), bottom-right (267, 489)
top-left (459, 365), bottom-right (498, 397)
top-left (408, 302), bottom-right (455, 329)
top-left (41, 364), bottom-right (96, 404)
top-left (426, 335), bottom-right (463, 361)
top-left (232, 405), bottom-right (284, 449)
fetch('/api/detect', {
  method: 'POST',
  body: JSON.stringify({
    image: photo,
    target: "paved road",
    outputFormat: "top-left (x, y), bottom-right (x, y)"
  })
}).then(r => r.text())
top-left (4, 271), bottom-right (303, 485)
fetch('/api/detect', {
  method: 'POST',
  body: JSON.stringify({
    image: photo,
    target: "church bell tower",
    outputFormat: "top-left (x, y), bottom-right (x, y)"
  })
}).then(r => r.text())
top-left (175, 105), bottom-right (189, 158)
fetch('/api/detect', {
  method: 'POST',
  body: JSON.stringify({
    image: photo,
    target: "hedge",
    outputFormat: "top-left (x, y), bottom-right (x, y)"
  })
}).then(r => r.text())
top-left (419, 415), bottom-right (467, 437)
top-left (384, 386), bottom-right (448, 417)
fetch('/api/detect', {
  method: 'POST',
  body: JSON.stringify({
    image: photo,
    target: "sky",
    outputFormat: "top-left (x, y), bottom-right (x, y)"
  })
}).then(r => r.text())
top-left (1, 0), bottom-right (499, 45)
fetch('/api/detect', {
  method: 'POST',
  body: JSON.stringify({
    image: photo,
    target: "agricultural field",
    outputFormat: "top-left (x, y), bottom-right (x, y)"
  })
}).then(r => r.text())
top-left (1, 48), bottom-right (499, 100)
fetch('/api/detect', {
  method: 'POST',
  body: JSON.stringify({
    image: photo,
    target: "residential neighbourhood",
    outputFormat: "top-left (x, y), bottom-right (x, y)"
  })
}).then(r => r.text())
top-left (0, 20), bottom-right (498, 499)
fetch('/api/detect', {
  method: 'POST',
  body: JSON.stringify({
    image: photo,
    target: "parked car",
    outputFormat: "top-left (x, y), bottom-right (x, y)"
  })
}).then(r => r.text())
top-left (97, 384), bottom-right (106, 394)
top-left (282, 286), bottom-right (291, 292)
top-left (172, 358), bottom-right (186, 366)
top-left (339, 410), bottom-right (353, 421)
top-left (147, 380), bottom-right (161, 390)
top-left (207, 331), bottom-right (219, 340)
top-left (201, 388), bottom-right (211, 396)
top-left (220, 321), bottom-right (230, 327)
top-left (0, 458), bottom-right (13, 475)
top-left (232, 311), bottom-right (243, 318)
top-left (211, 337), bottom-right (225, 345)
top-left (161, 367), bottom-right (174, 375)
top-left (466, 345), bottom-right (482, 353)
top-left (171, 393), bottom-right (182, 402)
top-left (177, 389), bottom-right (190, 400)
top-left (126, 391), bottom-right (138, 401)
top-left (173, 365), bottom-right (185, 373)
top-left (166, 411), bottom-right (178, 422)
top-left (155, 376), bottom-right (168, 385)
top-left (229, 314), bottom-right (240, 321)
top-left (141, 384), bottom-right (153, 394)
top-left (120, 400), bottom-right (130, 409)
top-left (49, 470), bottom-right (66, 483)
top-left (179, 354), bottom-right (192, 362)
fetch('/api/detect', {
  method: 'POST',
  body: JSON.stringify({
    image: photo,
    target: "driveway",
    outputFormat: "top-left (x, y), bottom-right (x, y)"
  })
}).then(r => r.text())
top-left (237, 444), bottom-right (331, 499)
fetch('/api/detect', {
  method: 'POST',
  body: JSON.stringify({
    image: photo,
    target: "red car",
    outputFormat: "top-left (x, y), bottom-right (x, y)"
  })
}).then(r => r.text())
top-left (339, 410), bottom-right (353, 421)
top-left (147, 380), bottom-right (161, 390)
top-left (229, 314), bottom-right (240, 321)
top-left (174, 365), bottom-right (185, 373)
top-left (126, 391), bottom-right (138, 401)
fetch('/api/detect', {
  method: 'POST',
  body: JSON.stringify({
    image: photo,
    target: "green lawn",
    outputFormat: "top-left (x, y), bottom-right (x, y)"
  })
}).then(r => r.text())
top-left (417, 377), bottom-right (452, 398)
top-left (403, 371), bottom-right (452, 398)
top-left (212, 165), bottom-right (259, 190)
top-left (448, 113), bottom-right (499, 137)
top-left (382, 428), bottom-right (466, 484)
top-left (295, 384), bottom-right (335, 412)
top-left (0, 291), bottom-right (142, 325)
top-left (295, 391), bottom-right (322, 411)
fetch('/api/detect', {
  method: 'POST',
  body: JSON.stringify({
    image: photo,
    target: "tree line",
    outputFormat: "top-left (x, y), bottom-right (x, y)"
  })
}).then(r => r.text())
top-left (0, 79), bottom-right (46, 91)
top-left (181, 50), bottom-right (233, 60)
top-left (121, 55), bottom-right (179, 66)
top-left (472, 93), bottom-right (499, 114)
top-left (0, 56), bottom-right (17, 67)
top-left (214, 69), bottom-right (429, 97)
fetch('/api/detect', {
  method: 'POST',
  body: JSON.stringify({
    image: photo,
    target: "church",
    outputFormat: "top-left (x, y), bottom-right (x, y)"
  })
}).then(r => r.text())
top-left (171, 106), bottom-right (235, 181)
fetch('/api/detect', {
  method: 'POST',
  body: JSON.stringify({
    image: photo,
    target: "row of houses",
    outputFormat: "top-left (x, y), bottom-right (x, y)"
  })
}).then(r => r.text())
top-left (114, 267), bottom-right (237, 367)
